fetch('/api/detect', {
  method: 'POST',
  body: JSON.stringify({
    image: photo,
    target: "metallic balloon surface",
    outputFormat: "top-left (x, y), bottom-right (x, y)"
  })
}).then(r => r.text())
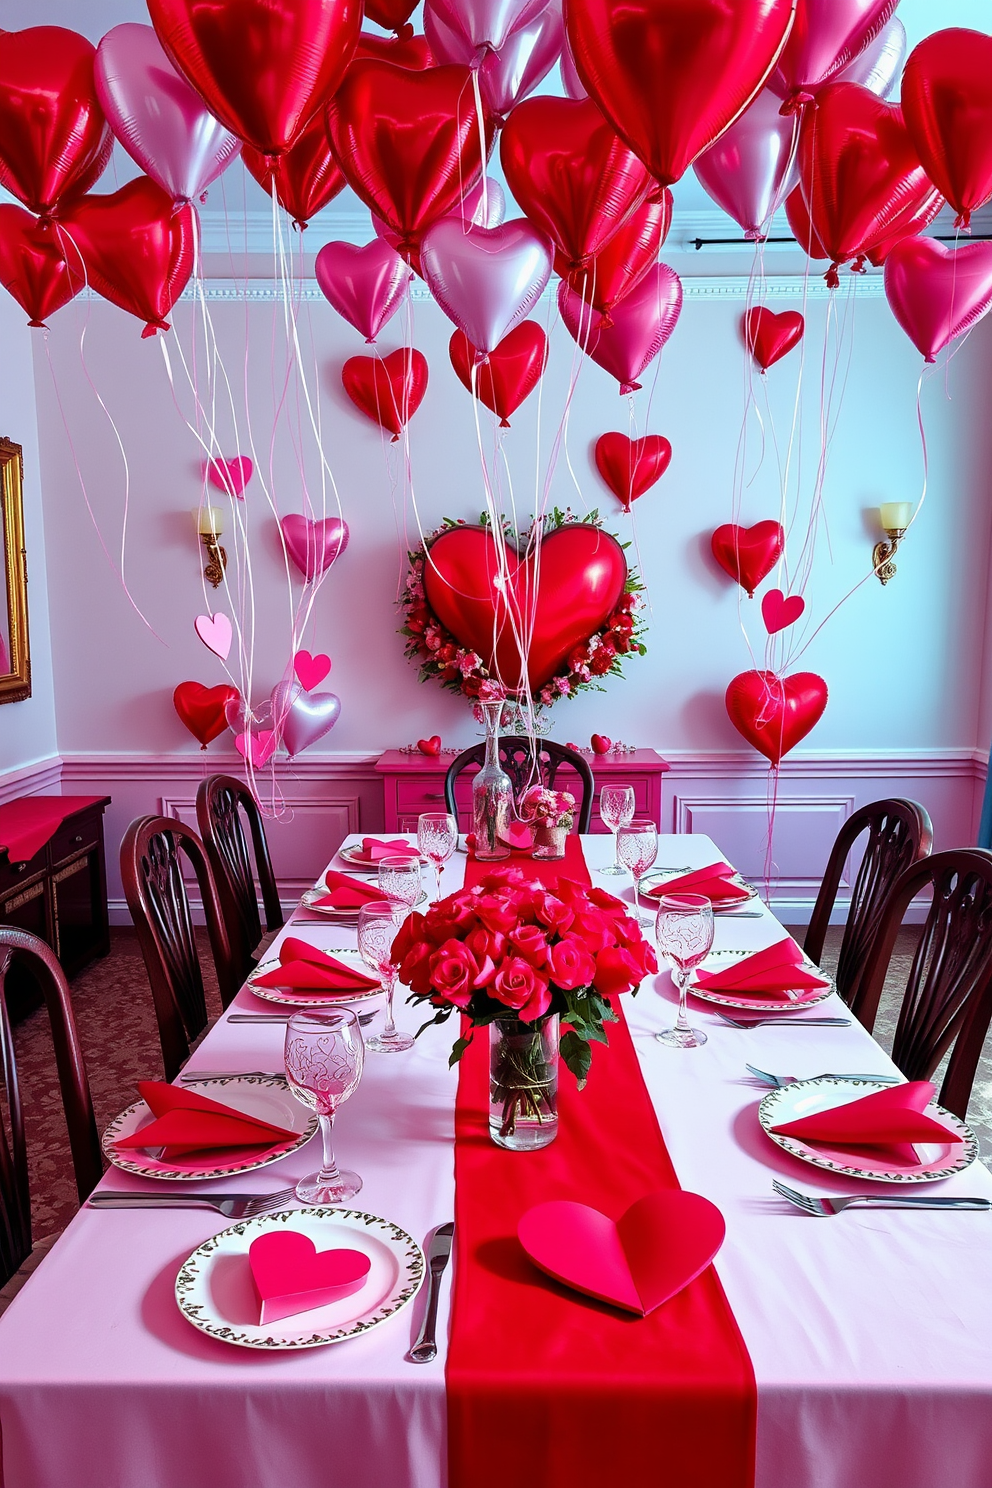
top-left (557, 193), bottom-right (672, 317)
top-left (725, 670), bottom-right (827, 766)
top-left (270, 680), bottom-right (341, 758)
top-left (428, 0), bottom-right (549, 59)
top-left (280, 514), bottom-right (350, 582)
top-left (373, 177), bottom-right (505, 276)
top-left (173, 681), bottom-right (240, 749)
top-left (743, 307), bottom-right (805, 370)
top-left (421, 216), bottom-right (552, 353)
top-left (316, 238), bottom-right (411, 343)
top-left (242, 112), bottom-right (345, 228)
top-left (883, 235), bottom-right (992, 363)
top-left (448, 320), bottom-right (549, 426)
top-left (902, 28), bottom-right (992, 229)
top-left (354, 29), bottom-right (435, 67)
top-left (710, 521), bottom-right (785, 597)
top-left (836, 15), bottom-right (905, 97)
top-left (558, 262), bottom-right (682, 394)
top-left (425, 0), bottom-right (562, 118)
top-left (768, 0), bottom-right (897, 106)
top-left (694, 89), bottom-right (799, 239)
top-left (0, 205), bottom-right (83, 329)
top-left (559, 38), bottom-right (586, 99)
top-left (341, 348), bottom-right (429, 440)
top-left (594, 433), bottom-right (671, 510)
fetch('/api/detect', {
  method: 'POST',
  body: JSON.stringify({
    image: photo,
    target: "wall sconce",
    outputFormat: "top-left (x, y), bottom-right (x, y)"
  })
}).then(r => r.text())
top-left (873, 502), bottom-right (912, 586)
top-left (195, 506), bottom-right (227, 589)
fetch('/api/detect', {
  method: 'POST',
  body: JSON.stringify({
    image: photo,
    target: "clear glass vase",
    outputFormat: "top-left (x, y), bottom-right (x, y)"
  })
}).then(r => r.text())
top-left (472, 698), bottom-right (512, 860)
top-left (489, 1014), bottom-right (559, 1151)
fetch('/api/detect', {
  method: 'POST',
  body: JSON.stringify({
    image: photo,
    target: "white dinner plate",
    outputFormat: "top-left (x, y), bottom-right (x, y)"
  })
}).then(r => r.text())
top-left (339, 841), bottom-right (426, 870)
top-left (175, 1207), bottom-right (425, 1350)
top-left (103, 1075), bottom-right (317, 1182)
top-left (759, 1077), bottom-right (978, 1184)
top-left (246, 949), bottom-right (384, 1008)
top-left (299, 884), bottom-right (428, 919)
top-left (687, 948), bottom-right (833, 1011)
top-left (639, 867), bottom-right (759, 911)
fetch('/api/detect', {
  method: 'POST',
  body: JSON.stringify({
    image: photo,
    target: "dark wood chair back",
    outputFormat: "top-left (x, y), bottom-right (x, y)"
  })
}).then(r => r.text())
top-left (196, 775), bottom-right (283, 986)
top-left (0, 927), bottom-right (101, 1288)
top-left (804, 798), bottom-right (933, 1007)
top-left (853, 848), bottom-right (992, 1120)
top-left (444, 736), bottom-right (595, 833)
top-left (120, 816), bottom-right (237, 1082)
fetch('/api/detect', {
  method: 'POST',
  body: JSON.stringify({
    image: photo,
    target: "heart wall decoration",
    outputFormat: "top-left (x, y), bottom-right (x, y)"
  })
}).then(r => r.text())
top-left (711, 521), bottom-right (785, 598)
top-left (594, 433), bottom-right (672, 511)
top-left (726, 669), bottom-right (828, 766)
top-left (173, 681), bottom-right (240, 749)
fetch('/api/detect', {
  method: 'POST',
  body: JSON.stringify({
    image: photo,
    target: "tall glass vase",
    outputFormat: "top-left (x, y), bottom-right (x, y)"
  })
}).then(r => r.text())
top-left (472, 698), bottom-right (512, 860)
top-left (489, 1014), bottom-right (559, 1150)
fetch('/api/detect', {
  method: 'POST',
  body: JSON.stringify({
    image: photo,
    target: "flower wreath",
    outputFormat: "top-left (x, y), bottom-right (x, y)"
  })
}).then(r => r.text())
top-left (400, 508), bottom-right (647, 706)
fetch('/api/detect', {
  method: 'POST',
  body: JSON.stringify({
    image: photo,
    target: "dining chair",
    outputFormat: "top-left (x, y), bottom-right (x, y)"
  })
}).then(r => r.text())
top-left (804, 798), bottom-right (933, 1008)
top-left (195, 774), bottom-right (284, 986)
top-left (852, 848), bottom-right (992, 1121)
top-left (444, 736), bottom-right (595, 833)
top-left (0, 927), bottom-right (101, 1310)
top-left (120, 815), bottom-right (237, 1083)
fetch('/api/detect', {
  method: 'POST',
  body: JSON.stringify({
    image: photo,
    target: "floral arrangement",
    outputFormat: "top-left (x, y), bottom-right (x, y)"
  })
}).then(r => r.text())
top-left (401, 509), bottom-right (647, 706)
top-left (520, 785), bottom-right (575, 830)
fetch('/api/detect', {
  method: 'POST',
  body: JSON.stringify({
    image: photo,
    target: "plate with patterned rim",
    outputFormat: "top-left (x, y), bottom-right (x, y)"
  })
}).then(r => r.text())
top-left (246, 949), bottom-right (385, 1008)
top-left (103, 1075), bottom-right (318, 1182)
top-left (687, 948), bottom-right (834, 1012)
top-left (759, 1077), bottom-right (978, 1184)
top-left (638, 867), bottom-right (759, 911)
top-left (339, 841), bottom-right (426, 870)
top-left (299, 885), bottom-right (428, 918)
top-left (175, 1207), bottom-right (425, 1350)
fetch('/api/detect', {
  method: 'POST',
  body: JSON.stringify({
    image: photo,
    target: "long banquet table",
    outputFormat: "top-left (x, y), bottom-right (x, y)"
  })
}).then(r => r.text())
top-left (1, 833), bottom-right (992, 1488)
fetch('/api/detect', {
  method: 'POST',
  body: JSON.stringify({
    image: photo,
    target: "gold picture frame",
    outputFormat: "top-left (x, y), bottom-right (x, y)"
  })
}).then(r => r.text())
top-left (0, 437), bottom-right (30, 704)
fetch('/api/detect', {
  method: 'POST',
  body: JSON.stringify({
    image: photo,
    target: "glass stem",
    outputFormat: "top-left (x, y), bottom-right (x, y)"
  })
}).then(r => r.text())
top-left (383, 969), bottom-right (398, 1036)
top-left (317, 1112), bottom-right (341, 1185)
top-left (613, 827), bottom-right (621, 870)
top-left (435, 862), bottom-right (443, 901)
top-left (675, 969), bottom-right (691, 1033)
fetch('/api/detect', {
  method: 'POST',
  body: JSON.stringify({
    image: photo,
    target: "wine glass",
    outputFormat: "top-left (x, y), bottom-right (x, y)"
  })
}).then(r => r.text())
top-left (357, 901), bottom-right (414, 1053)
top-left (377, 855), bottom-right (423, 909)
top-left (599, 785), bottom-right (636, 875)
top-left (616, 819), bottom-right (658, 926)
top-left (654, 893), bottom-right (714, 1050)
top-left (284, 1009), bottom-right (364, 1204)
top-left (417, 812), bottom-right (458, 900)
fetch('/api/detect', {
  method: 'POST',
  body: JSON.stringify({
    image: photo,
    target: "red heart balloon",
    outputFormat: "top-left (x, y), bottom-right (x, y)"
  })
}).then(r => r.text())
top-left (364, 0), bottom-right (420, 35)
top-left (449, 321), bottom-right (548, 427)
top-left (173, 681), bottom-right (241, 749)
top-left (726, 669), bottom-right (828, 765)
top-left (557, 192), bottom-right (672, 318)
top-left (423, 523), bottom-right (627, 693)
top-left (864, 191), bottom-right (943, 267)
top-left (785, 185), bottom-right (827, 259)
top-left (354, 30), bottom-right (434, 68)
top-left (500, 96), bottom-right (654, 268)
top-left (564, 0), bottom-right (796, 187)
top-left (768, 0), bottom-right (898, 110)
top-left (0, 205), bottom-right (84, 329)
top-left (327, 62), bottom-right (493, 254)
top-left (0, 27), bottom-right (113, 216)
top-left (147, 0), bottom-right (360, 158)
top-left (798, 83), bottom-right (942, 285)
top-left (902, 28), bottom-right (992, 231)
top-left (595, 432), bottom-right (672, 510)
top-left (242, 113), bottom-right (345, 230)
top-left (743, 307), bottom-right (805, 370)
top-left (341, 347), bottom-right (429, 440)
top-left (417, 734), bottom-right (442, 755)
top-left (58, 178), bottom-right (195, 338)
top-left (711, 520), bottom-right (785, 597)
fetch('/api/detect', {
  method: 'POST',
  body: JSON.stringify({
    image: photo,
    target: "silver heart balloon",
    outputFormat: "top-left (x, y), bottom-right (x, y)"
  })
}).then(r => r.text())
top-left (421, 216), bottom-right (552, 354)
top-left (271, 680), bottom-right (341, 758)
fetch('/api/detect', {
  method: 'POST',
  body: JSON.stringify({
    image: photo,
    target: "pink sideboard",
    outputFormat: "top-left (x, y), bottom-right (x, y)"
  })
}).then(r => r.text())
top-left (376, 748), bottom-right (670, 833)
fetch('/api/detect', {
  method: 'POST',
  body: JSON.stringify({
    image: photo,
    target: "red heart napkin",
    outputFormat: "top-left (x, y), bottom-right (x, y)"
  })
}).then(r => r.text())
top-left (694, 938), bottom-right (830, 998)
top-left (116, 1081), bottom-right (295, 1160)
top-left (770, 1080), bottom-right (961, 1165)
top-left (360, 837), bottom-right (419, 861)
top-left (253, 937), bottom-right (380, 993)
top-left (314, 870), bottom-right (386, 910)
top-left (645, 861), bottom-right (751, 904)
top-left (249, 1231), bottom-right (372, 1324)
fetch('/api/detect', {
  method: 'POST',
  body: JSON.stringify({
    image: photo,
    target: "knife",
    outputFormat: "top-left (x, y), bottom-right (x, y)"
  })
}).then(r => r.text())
top-left (409, 1222), bottom-right (454, 1364)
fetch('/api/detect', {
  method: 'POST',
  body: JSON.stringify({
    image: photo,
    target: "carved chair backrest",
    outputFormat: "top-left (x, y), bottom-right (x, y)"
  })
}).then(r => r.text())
top-left (196, 775), bottom-right (283, 986)
top-left (444, 736), bottom-right (595, 832)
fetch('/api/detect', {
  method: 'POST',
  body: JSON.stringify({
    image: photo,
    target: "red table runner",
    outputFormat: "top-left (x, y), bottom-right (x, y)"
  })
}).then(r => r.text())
top-left (0, 796), bottom-right (104, 865)
top-left (446, 838), bottom-right (756, 1488)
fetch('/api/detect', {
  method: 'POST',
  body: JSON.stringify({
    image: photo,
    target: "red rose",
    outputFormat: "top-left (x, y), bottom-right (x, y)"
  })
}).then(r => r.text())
top-left (509, 924), bottom-right (549, 967)
top-left (392, 910), bottom-right (427, 963)
top-left (429, 940), bottom-right (480, 1008)
top-left (569, 909), bottom-right (615, 955)
top-left (534, 891), bottom-right (574, 934)
top-left (429, 896), bottom-right (477, 940)
top-left (585, 885), bottom-right (628, 919)
top-left (546, 934), bottom-right (597, 990)
top-left (475, 893), bottom-right (520, 935)
top-left (592, 945), bottom-right (642, 997)
top-left (589, 644), bottom-right (616, 676)
top-left (462, 677), bottom-right (482, 698)
top-left (465, 924), bottom-right (507, 963)
top-left (568, 645), bottom-right (590, 672)
top-left (492, 955), bottom-right (551, 1021)
top-left (399, 939), bottom-right (435, 995)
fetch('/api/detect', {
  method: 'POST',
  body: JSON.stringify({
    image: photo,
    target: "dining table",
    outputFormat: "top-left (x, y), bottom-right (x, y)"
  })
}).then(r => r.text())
top-left (1, 831), bottom-right (992, 1488)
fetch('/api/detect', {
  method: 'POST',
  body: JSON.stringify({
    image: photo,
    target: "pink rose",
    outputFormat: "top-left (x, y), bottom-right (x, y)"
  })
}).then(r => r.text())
top-left (534, 892), bottom-right (574, 934)
top-left (509, 924), bottom-right (549, 967)
top-left (429, 940), bottom-right (480, 1009)
top-left (392, 911), bottom-right (427, 964)
top-left (475, 893), bottom-right (520, 935)
top-left (592, 946), bottom-right (642, 997)
top-left (546, 934), bottom-right (597, 990)
top-left (492, 956), bottom-right (551, 1022)
top-left (570, 909), bottom-right (615, 955)
top-left (465, 924), bottom-right (507, 963)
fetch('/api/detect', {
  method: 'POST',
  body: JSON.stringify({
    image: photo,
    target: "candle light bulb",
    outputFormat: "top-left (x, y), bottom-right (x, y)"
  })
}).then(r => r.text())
top-left (195, 506), bottom-right (223, 537)
top-left (880, 501), bottom-right (912, 533)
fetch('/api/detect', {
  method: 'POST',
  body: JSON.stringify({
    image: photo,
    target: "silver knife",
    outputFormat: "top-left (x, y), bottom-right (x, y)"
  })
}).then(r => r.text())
top-left (228, 1012), bottom-right (377, 1026)
top-left (409, 1222), bottom-right (454, 1364)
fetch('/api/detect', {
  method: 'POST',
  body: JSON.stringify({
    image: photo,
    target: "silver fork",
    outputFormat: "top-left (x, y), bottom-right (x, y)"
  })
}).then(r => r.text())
top-left (746, 1063), bottom-right (900, 1088)
top-left (86, 1187), bottom-right (297, 1218)
top-left (178, 1070), bottom-right (283, 1083)
top-left (772, 1180), bottom-right (991, 1215)
top-left (717, 1013), bottom-right (851, 1030)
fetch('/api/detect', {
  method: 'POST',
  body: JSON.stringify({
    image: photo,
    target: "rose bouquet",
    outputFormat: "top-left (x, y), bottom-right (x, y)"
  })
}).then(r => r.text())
top-left (519, 786), bottom-right (575, 830)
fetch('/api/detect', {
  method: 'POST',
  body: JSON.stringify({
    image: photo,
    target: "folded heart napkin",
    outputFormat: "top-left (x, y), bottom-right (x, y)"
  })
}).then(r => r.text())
top-left (116, 1081), bottom-right (296, 1160)
top-left (359, 837), bottom-right (420, 862)
top-left (252, 937), bottom-right (380, 993)
top-left (694, 938), bottom-right (830, 998)
top-left (645, 861), bottom-right (751, 904)
top-left (249, 1231), bottom-right (372, 1324)
top-left (770, 1079), bottom-right (961, 1164)
top-left (313, 870), bottom-right (386, 910)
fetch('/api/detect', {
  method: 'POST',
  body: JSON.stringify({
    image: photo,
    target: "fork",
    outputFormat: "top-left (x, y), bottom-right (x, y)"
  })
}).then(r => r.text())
top-left (178, 1070), bottom-right (283, 1083)
top-left (772, 1180), bottom-right (991, 1215)
top-left (87, 1187), bottom-right (297, 1218)
top-left (717, 1013), bottom-right (851, 1029)
top-left (746, 1063), bottom-right (900, 1088)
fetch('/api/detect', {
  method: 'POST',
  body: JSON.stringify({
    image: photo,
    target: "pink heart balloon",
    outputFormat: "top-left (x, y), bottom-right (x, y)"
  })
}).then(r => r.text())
top-left (428, 0), bottom-right (549, 59)
top-left (293, 649), bottom-right (331, 691)
top-left (761, 588), bottom-right (806, 633)
top-left (225, 695), bottom-right (276, 766)
top-left (836, 15), bottom-right (905, 97)
top-left (194, 611), bottom-right (233, 660)
top-left (558, 263), bottom-right (683, 394)
top-left (270, 679), bottom-right (341, 757)
top-left (372, 177), bottom-right (506, 263)
top-left (694, 89), bottom-right (799, 240)
top-left (884, 236), bottom-right (992, 363)
top-left (768, 0), bottom-right (899, 109)
top-left (94, 24), bottom-right (241, 204)
top-left (421, 216), bottom-right (552, 354)
top-left (206, 454), bottom-right (253, 496)
top-left (425, 0), bottom-right (563, 119)
top-left (280, 514), bottom-right (350, 582)
top-left (315, 238), bottom-right (411, 343)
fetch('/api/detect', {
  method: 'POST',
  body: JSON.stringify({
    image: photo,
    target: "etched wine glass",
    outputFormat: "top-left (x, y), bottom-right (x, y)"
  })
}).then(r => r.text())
top-left (284, 1009), bottom-right (364, 1203)
top-left (598, 785), bottom-right (636, 875)
top-left (358, 900), bottom-right (414, 1053)
top-left (417, 812), bottom-right (458, 901)
top-left (616, 819), bottom-right (659, 926)
top-left (377, 855), bottom-right (423, 909)
top-left (654, 893), bottom-right (714, 1049)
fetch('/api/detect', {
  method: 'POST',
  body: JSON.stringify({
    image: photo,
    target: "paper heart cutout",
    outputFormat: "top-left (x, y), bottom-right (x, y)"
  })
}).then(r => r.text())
top-left (249, 1230), bottom-right (372, 1326)
top-left (341, 346), bottom-right (429, 441)
top-left (235, 728), bottom-right (277, 770)
top-left (726, 669), bottom-right (828, 766)
top-left (194, 611), bottom-right (233, 660)
top-left (173, 681), bottom-right (240, 749)
top-left (518, 1191), bottom-right (726, 1316)
top-left (294, 650), bottom-right (331, 691)
top-left (502, 820), bottom-right (534, 851)
top-left (590, 734), bottom-right (612, 754)
top-left (417, 735), bottom-right (442, 756)
top-left (206, 455), bottom-right (253, 497)
top-left (710, 521), bottom-right (785, 598)
top-left (594, 432), bottom-right (672, 510)
top-left (743, 307), bottom-right (805, 371)
top-left (761, 588), bottom-right (805, 634)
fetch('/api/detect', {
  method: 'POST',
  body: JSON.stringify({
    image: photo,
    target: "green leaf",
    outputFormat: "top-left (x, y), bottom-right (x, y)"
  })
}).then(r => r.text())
top-left (448, 1034), bottom-right (474, 1067)
top-left (559, 1029), bottom-right (592, 1087)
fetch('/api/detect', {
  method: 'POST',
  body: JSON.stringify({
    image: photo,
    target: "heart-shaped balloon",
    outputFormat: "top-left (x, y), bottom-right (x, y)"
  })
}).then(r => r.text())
top-left (372, 177), bottom-right (505, 278)
top-left (558, 263), bottom-right (683, 394)
top-left (294, 650), bottom-right (332, 691)
top-left (421, 217), bottom-right (552, 354)
top-left (423, 522), bottom-right (627, 693)
top-left (194, 611), bottom-right (233, 660)
top-left (711, 521), bottom-right (785, 597)
top-left (761, 588), bottom-right (806, 634)
top-left (425, 0), bottom-right (563, 120)
top-left (224, 693), bottom-right (272, 737)
top-left (785, 185), bottom-right (828, 260)
top-left (836, 15), bottom-right (905, 99)
top-left (355, 29), bottom-right (435, 68)
top-left (0, 205), bottom-right (84, 329)
top-left (902, 28), bottom-right (992, 231)
top-left (594, 433), bottom-right (671, 510)
top-left (694, 88), bottom-right (799, 240)
top-left (57, 178), bottom-right (195, 338)
top-left (417, 734), bottom-right (442, 755)
top-left (500, 96), bottom-right (653, 268)
top-left (565, 0), bottom-right (796, 188)
top-left (364, 0), bottom-right (420, 33)
top-left (883, 236), bottom-right (992, 364)
top-left (242, 112), bottom-right (346, 229)
top-left (316, 238), bottom-right (411, 343)
top-left (557, 194), bottom-right (672, 318)
top-left (206, 456), bottom-right (253, 497)
top-left (95, 24), bottom-right (241, 206)
top-left (726, 669), bottom-right (828, 765)
top-left (449, 321), bottom-right (548, 427)
top-left (341, 348), bottom-right (429, 440)
top-left (147, 0), bottom-right (361, 157)
top-left (280, 515), bottom-right (350, 582)
top-left (173, 681), bottom-right (240, 749)
top-left (864, 191), bottom-right (943, 268)
top-left (235, 728), bottom-right (278, 771)
top-left (768, 0), bottom-right (898, 110)
top-left (271, 680), bottom-right (342, 757)
top-left (428, 0), bottom-right (548, 58)
top-left (249, 1230), bottom-right (371, 1325)
top-left (743, 307), bottom-right (805, 371)
top-left (0, 27), bottom-right (113, 216)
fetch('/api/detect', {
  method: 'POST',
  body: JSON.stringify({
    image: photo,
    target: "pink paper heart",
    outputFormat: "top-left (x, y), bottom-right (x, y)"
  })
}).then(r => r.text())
top-left (206, 454), bottom-right (253, 497)
top-left (248, 1230), bottom-right (371, 1324)
top-left (502, 820), bottom-right (534, 851)
top-left (518, 1190), bottom-right (726, 1316)
top-left (194, 612), bottom-right (233, 660)
top-left (761, 588), bottom-right (805, 634)
top-left (235, 728), bottom-right (277, 769)
top-left (294, 649), bottom-right (331, 691)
